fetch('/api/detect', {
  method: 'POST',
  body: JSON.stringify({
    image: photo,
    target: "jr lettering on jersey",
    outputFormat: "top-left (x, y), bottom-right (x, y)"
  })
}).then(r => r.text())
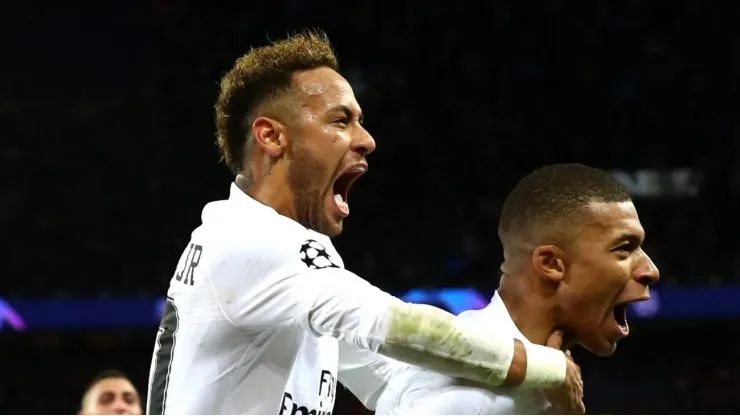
top-left (279, 370), bottom-right (337, 415)
top-left (175, 243), bottom-right (202, 286)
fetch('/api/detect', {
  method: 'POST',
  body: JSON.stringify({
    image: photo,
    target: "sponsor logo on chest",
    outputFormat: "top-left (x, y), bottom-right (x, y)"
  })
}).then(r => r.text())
top-left (279, 336), bottom-right (338, 415)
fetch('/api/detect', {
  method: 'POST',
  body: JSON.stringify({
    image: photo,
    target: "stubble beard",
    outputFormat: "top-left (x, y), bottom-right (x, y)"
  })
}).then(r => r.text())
top-left (286, 143), bottom-right (336, 236)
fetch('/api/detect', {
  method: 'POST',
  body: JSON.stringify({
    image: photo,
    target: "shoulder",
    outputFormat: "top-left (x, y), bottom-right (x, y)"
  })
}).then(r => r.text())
top-left (411, 386), bottom-right (515, 415)
top-left (195, 200), bottom-right (344, 284)
top-left (380, 367), bottom-right (517, 415)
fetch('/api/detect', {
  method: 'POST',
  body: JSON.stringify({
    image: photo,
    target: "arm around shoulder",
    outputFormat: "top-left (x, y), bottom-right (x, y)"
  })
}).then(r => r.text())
top-left (207, 236), bottom-right (567, 390)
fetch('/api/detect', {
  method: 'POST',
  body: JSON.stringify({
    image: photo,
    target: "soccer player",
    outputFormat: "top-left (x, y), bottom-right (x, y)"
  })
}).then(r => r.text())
top-left (145, 32), bottom-right (582, 415)
top-left (374, 164), bottom-right (660, 415)
top-left (79, 369), bottom-right (142, 415)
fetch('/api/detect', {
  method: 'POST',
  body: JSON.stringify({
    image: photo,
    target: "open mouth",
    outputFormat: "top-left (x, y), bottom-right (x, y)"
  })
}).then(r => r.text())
top-left (613, 303), bottom-right (629, 329)
top-left (611, 295), bottom-right (649, 336)
top-left (331, 164), bottom-right (367, 217)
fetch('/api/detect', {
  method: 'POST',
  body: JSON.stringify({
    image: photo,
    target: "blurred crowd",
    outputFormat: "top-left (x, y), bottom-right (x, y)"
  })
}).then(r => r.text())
top-left (3, 0), bottom-right (739, 297)
top-left (2, 0), bottom-right (740, 414)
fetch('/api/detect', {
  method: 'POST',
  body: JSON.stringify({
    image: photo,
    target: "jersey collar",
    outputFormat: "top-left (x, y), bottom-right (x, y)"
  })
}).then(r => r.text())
top-left (484, 291), bottom-right (529, 343)
top-left (228, 182), bottom-right (278, 214)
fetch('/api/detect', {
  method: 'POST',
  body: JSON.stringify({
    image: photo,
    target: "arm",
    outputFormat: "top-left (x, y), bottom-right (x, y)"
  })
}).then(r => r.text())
top-left (208, 237), bottom-right (567, 390)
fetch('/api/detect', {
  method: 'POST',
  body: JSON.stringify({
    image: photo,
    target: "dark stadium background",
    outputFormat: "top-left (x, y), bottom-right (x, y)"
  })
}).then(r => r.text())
top-left (2, 0), bottom-right (740, 414)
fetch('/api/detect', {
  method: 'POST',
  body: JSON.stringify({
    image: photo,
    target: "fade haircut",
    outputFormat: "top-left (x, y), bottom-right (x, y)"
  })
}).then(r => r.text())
top-left (215, 30), bottom-right (339, 174)
top-left (498, 164), bottom-right (631, 250)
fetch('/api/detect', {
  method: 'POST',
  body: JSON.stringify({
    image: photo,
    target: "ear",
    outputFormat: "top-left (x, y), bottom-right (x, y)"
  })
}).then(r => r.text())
top-left (252, 116), bottom-right (287, 158)
top-left (531, 244), bottom-right (566, 284)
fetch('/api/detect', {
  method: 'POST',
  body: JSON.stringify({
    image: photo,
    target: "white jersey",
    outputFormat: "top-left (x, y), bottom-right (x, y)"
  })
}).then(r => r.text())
top-left (375, 292), bottom-right (552, 415)
top-left (146, 184), bottom-right (401, 415)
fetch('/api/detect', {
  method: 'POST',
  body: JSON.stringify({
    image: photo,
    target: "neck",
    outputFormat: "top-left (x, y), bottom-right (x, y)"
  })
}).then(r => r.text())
top-left (235, 171), bottom-right (296, 220)
top-left (498, 275), bottom-right (565, 348)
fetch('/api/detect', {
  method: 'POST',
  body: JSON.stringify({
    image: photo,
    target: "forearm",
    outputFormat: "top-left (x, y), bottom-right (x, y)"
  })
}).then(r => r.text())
top-left (301, 269), bottom-right (565, 388)
top-left (378, 303), bottom-right (567, 388)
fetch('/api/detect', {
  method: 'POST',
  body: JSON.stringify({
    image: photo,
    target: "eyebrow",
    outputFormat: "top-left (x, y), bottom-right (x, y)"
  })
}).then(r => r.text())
top-left (611, 232), bottom-right (643, 247)
top-left (123, 391), bottom-right (139, 402)
top-left (329, 104), bottom-right (363, 124)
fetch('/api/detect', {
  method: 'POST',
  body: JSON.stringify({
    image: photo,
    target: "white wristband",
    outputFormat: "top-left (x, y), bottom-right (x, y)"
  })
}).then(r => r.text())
top-left (520, 343), bottom-right (568, 388)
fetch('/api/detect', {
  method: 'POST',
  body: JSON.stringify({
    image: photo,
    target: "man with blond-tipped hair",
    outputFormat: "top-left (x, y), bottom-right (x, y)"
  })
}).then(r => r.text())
top-left (146, 32), bottom-right (582, 415)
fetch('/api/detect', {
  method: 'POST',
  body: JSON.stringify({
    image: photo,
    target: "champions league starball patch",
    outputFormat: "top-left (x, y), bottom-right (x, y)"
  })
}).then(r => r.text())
top-left (299, 239), bottom-right (340, 270)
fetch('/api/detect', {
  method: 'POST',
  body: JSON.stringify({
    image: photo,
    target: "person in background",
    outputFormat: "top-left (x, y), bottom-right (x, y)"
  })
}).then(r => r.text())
top-left (79, 369), bottom-right (142, 415)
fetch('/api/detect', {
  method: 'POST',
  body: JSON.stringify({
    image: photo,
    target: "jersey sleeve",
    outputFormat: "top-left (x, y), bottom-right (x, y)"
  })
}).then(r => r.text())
top-left (206, 234), bottom-right (398, 352)
top-left (338, 342), bottom-right (407, 410)
top-left (206, 227), bottom-right (567, 390)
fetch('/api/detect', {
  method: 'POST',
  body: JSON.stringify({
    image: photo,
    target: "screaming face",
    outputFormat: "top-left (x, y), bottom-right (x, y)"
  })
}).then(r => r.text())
top-left (555, 201), bottom-right (660, 356)
top-left (283, 67), bottom-right (375, 237)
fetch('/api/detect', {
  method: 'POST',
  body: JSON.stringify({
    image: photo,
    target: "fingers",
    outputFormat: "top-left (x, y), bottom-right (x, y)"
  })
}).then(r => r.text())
top-left (543, 353), bottom-right (586, 415)
top-left (566, 403), bottom-right (586, 415)
top-left (546, 329), bottom-right (564, 349)
top-left (575, 399), bottom-right (586, 415)
top-left (549, 397), bottom-right (586, 415)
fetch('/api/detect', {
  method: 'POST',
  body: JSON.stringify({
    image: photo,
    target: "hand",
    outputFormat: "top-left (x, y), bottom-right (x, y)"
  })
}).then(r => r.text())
top-left (543, 330), bottom-right (585, 415)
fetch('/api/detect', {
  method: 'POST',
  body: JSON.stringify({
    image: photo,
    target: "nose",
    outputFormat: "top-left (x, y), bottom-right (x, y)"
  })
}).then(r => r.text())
top-left (636, 273), bottom-right (659, 287)
top-left (635, 252), bottom-right (660, 287)
top-left (351, 127), bottom-right (376, 156)
top-left (111, 397), bottom-right (130, 414)
top-left (112, 406), bottom-right (128, 415)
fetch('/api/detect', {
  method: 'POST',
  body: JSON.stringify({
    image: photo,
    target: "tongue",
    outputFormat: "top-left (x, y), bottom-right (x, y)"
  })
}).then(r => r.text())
top-left (334, 194), bottom-right (349, 215)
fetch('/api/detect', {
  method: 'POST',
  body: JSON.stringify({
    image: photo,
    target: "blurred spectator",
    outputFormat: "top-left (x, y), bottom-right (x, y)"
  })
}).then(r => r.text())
top-left (79, 369), bottom-right (142, 415)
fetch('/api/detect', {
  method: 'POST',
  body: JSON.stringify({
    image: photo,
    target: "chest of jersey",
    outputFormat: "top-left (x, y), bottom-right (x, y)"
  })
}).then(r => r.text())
top-left (278, 334), bottom-right (338, 415)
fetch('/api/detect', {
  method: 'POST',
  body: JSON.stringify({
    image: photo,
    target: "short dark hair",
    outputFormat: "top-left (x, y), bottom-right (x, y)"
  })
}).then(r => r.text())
top-left (498, 164), bottom-right (631, 247)
top-left (81, 369), bottom-right (132, 407)
top-left (84, 369), bottom-right (129, 392)
top-left (215, 29), bottom-right (339, 174)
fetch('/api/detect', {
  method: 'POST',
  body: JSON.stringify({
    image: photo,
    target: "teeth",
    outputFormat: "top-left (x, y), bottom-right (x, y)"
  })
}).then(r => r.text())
top-left (334, 194), bottom-right (349, 214)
